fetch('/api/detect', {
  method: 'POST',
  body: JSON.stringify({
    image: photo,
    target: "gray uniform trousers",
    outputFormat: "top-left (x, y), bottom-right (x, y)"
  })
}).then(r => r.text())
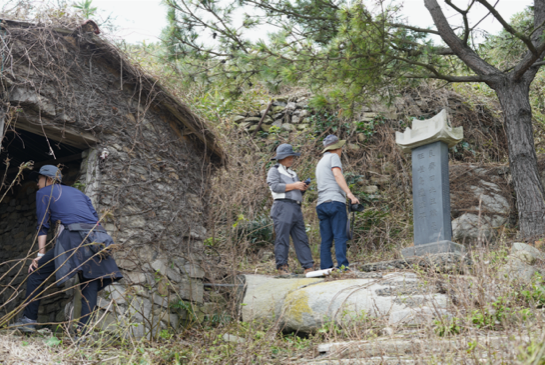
top-left (271, 200), bottom-right (314, 269)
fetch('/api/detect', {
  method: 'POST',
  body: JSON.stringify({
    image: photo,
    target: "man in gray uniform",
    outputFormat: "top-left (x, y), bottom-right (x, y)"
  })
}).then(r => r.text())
top-left (267, 144), bottom-right (314, 275)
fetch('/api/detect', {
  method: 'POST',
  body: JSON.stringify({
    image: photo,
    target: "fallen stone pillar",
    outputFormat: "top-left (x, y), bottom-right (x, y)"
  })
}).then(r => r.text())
top-left (241, 274), bottom-right (449, 333)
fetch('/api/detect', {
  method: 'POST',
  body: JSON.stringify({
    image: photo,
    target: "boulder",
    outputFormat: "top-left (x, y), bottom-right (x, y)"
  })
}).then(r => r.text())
top-left (451, 213), bottom-right (507, 242)
top-left (499, 243), bottom-right (545, 285)
top-left (450, 164), bottom-right (512, 243)
top-left (511, 242), bottom-right (545, 261)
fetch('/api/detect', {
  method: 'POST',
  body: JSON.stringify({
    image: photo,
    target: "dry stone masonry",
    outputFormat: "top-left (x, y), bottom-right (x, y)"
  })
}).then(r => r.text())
top-left (0, 20), bottom-right (224, 338)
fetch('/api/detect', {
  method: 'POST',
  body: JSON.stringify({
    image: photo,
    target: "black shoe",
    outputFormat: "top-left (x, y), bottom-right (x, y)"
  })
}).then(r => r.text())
top-left (10, 316), bottom-right (37, 333)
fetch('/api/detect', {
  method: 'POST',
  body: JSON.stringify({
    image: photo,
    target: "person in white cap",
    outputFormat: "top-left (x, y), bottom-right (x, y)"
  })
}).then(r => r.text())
top-left (267, 144), bottom-right (315, 275)
top-left (315, 135), bottom-right (359, 270)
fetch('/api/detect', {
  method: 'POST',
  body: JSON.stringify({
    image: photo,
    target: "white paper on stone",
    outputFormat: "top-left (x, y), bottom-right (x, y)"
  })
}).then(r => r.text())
top-left (305, 268), bottom-right (333, 278)
top-left (395, 109), bottom-right (463, 153)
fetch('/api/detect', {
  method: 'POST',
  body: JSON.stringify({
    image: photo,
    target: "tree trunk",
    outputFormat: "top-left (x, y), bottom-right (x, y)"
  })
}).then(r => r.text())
top-left (495, 78), bottom-right (545, 241)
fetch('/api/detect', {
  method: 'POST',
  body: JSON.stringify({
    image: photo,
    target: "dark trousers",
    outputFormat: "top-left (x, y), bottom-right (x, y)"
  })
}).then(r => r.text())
top-left (271, 200), bottom-right (314, 269)
top-left (23, 248), bottom-right (101, 329)
top-left (316, 201), bottom-right (349, 269)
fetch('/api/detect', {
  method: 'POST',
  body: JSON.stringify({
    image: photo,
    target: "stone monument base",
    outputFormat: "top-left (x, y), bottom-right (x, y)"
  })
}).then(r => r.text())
top-left (401, 240), bottom-right (465, 259)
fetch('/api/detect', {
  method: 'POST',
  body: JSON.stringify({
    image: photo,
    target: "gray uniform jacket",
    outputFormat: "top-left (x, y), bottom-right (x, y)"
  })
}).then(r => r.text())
top-left (266, 164), bottom-right (303, 203)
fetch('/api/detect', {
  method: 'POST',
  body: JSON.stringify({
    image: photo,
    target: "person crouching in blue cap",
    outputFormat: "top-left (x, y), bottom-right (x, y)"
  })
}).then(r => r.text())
top-left (10, 165), bottom-right (122, 337)
top-left (266, 144), bottom-right (314, 275)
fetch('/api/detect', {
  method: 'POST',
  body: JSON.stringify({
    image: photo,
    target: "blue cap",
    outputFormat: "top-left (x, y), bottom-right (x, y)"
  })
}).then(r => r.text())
top-left (271, 144), bottom-right (301, 161)
top-left (32, 165), bottom-right (62, 182)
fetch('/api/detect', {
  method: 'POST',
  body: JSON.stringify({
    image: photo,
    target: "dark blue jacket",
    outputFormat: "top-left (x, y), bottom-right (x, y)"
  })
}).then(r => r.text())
top-left (36, 184), bottom-right (122, 285)
top-left (36, 184), bottom-right (99, 235)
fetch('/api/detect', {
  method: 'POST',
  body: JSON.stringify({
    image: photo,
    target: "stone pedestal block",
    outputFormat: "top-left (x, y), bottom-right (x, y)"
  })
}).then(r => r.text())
top-left (400, 240), bottom-right (465, 258)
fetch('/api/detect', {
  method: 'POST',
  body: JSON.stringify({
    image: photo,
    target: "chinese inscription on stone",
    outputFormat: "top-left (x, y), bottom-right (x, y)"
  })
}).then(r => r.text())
top-left (412, 141), bottom-right (452, 245)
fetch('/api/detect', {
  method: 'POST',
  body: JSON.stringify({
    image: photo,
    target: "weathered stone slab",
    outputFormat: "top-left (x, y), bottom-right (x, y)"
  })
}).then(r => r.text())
top-left (411, 142), bottom-right (452, 245)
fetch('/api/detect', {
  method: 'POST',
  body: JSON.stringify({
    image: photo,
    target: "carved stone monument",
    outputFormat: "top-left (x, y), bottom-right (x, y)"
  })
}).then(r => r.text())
top-left (396, 109), bottom-right (465, 258)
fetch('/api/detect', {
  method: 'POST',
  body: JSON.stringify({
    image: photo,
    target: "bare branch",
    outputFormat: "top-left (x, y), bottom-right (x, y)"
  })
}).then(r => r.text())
top-left (405, 74), bottom-right (485, 82)
top-left (424, 0), bottom-right (499, 77)
top-left (444, 0), bottom-right (474, 45)
top-left (390, 23), bottom-right (440, 35)
top-left (475, 0), bottom-right (537, 55)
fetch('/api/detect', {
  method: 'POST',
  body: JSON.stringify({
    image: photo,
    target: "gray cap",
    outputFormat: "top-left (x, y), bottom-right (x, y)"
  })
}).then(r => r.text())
top-left (271, 144), bottom-right (301, 161)
top-left (31, 165), bottom-right (62, 182)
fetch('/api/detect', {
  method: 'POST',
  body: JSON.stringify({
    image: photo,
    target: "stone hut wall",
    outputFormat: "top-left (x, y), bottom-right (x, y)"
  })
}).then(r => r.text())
top-left (0, 22), bottom-right (219, 337)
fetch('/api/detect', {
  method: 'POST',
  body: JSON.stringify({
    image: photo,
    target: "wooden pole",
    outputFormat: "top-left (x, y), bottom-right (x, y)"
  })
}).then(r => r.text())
top-left (252, 100), bottom-right (274, 137)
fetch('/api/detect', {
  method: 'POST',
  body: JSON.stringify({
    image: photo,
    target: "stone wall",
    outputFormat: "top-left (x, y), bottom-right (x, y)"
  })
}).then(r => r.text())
top-left (0, 23), bottom-right (219, 337)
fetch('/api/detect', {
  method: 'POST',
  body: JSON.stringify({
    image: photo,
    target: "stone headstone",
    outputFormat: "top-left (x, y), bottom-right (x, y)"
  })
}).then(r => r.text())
top-left (395, 109), bottom-right (465, 258)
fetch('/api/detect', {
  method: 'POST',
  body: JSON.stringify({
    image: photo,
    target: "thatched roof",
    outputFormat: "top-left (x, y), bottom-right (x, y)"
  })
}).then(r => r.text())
top-left (0, 18), bottom-right (225, 164)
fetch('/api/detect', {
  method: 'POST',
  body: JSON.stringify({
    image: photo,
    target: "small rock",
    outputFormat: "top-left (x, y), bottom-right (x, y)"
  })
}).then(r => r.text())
top-left (291, 115), bottom-right (301, 124)
top-left (281, 123), bottom-right (295, 132)
top-left (347, 143), bottom-right (360, 151)
top-left (222, 334), bottom-right (246, 343)
top-left (298, 109), bottom-right (309, 118)
top-left (272, 120), bottom-right (282, 128)
top-left (232, 115), bottom-right (245, 123)
top-left (371, 175), bottom-right (391, 186)
top-left (380, 327), bottom-right (395, 336)
top-left (243, 117), bottom-right (261, 124)
top-left (238, 122), bottom-right (252, 130)
top-left (151, 259), bottom-right (168, 274)
top-left (285, 102), bottom-right (297, 111)
top-left (272, 106), bottom-right (285, 114)
top-left (389, 307), bottom-right (451, 327)
top-left (297, 124), bottom-right (309, 130)
top-left (261, 125), bottom-right (271, 132)
top-left (357, 133), bottom-right (365, 143)
top-left (261, 250), bottom-right (274, 262)
top-left (248, 125), bottom-right (258, 132)
top-left (362, 185), bottom-right (378, 194)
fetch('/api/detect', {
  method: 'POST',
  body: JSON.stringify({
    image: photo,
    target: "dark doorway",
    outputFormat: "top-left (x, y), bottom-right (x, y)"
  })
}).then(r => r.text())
top-left (0, 129), bottom-right (85, 320)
